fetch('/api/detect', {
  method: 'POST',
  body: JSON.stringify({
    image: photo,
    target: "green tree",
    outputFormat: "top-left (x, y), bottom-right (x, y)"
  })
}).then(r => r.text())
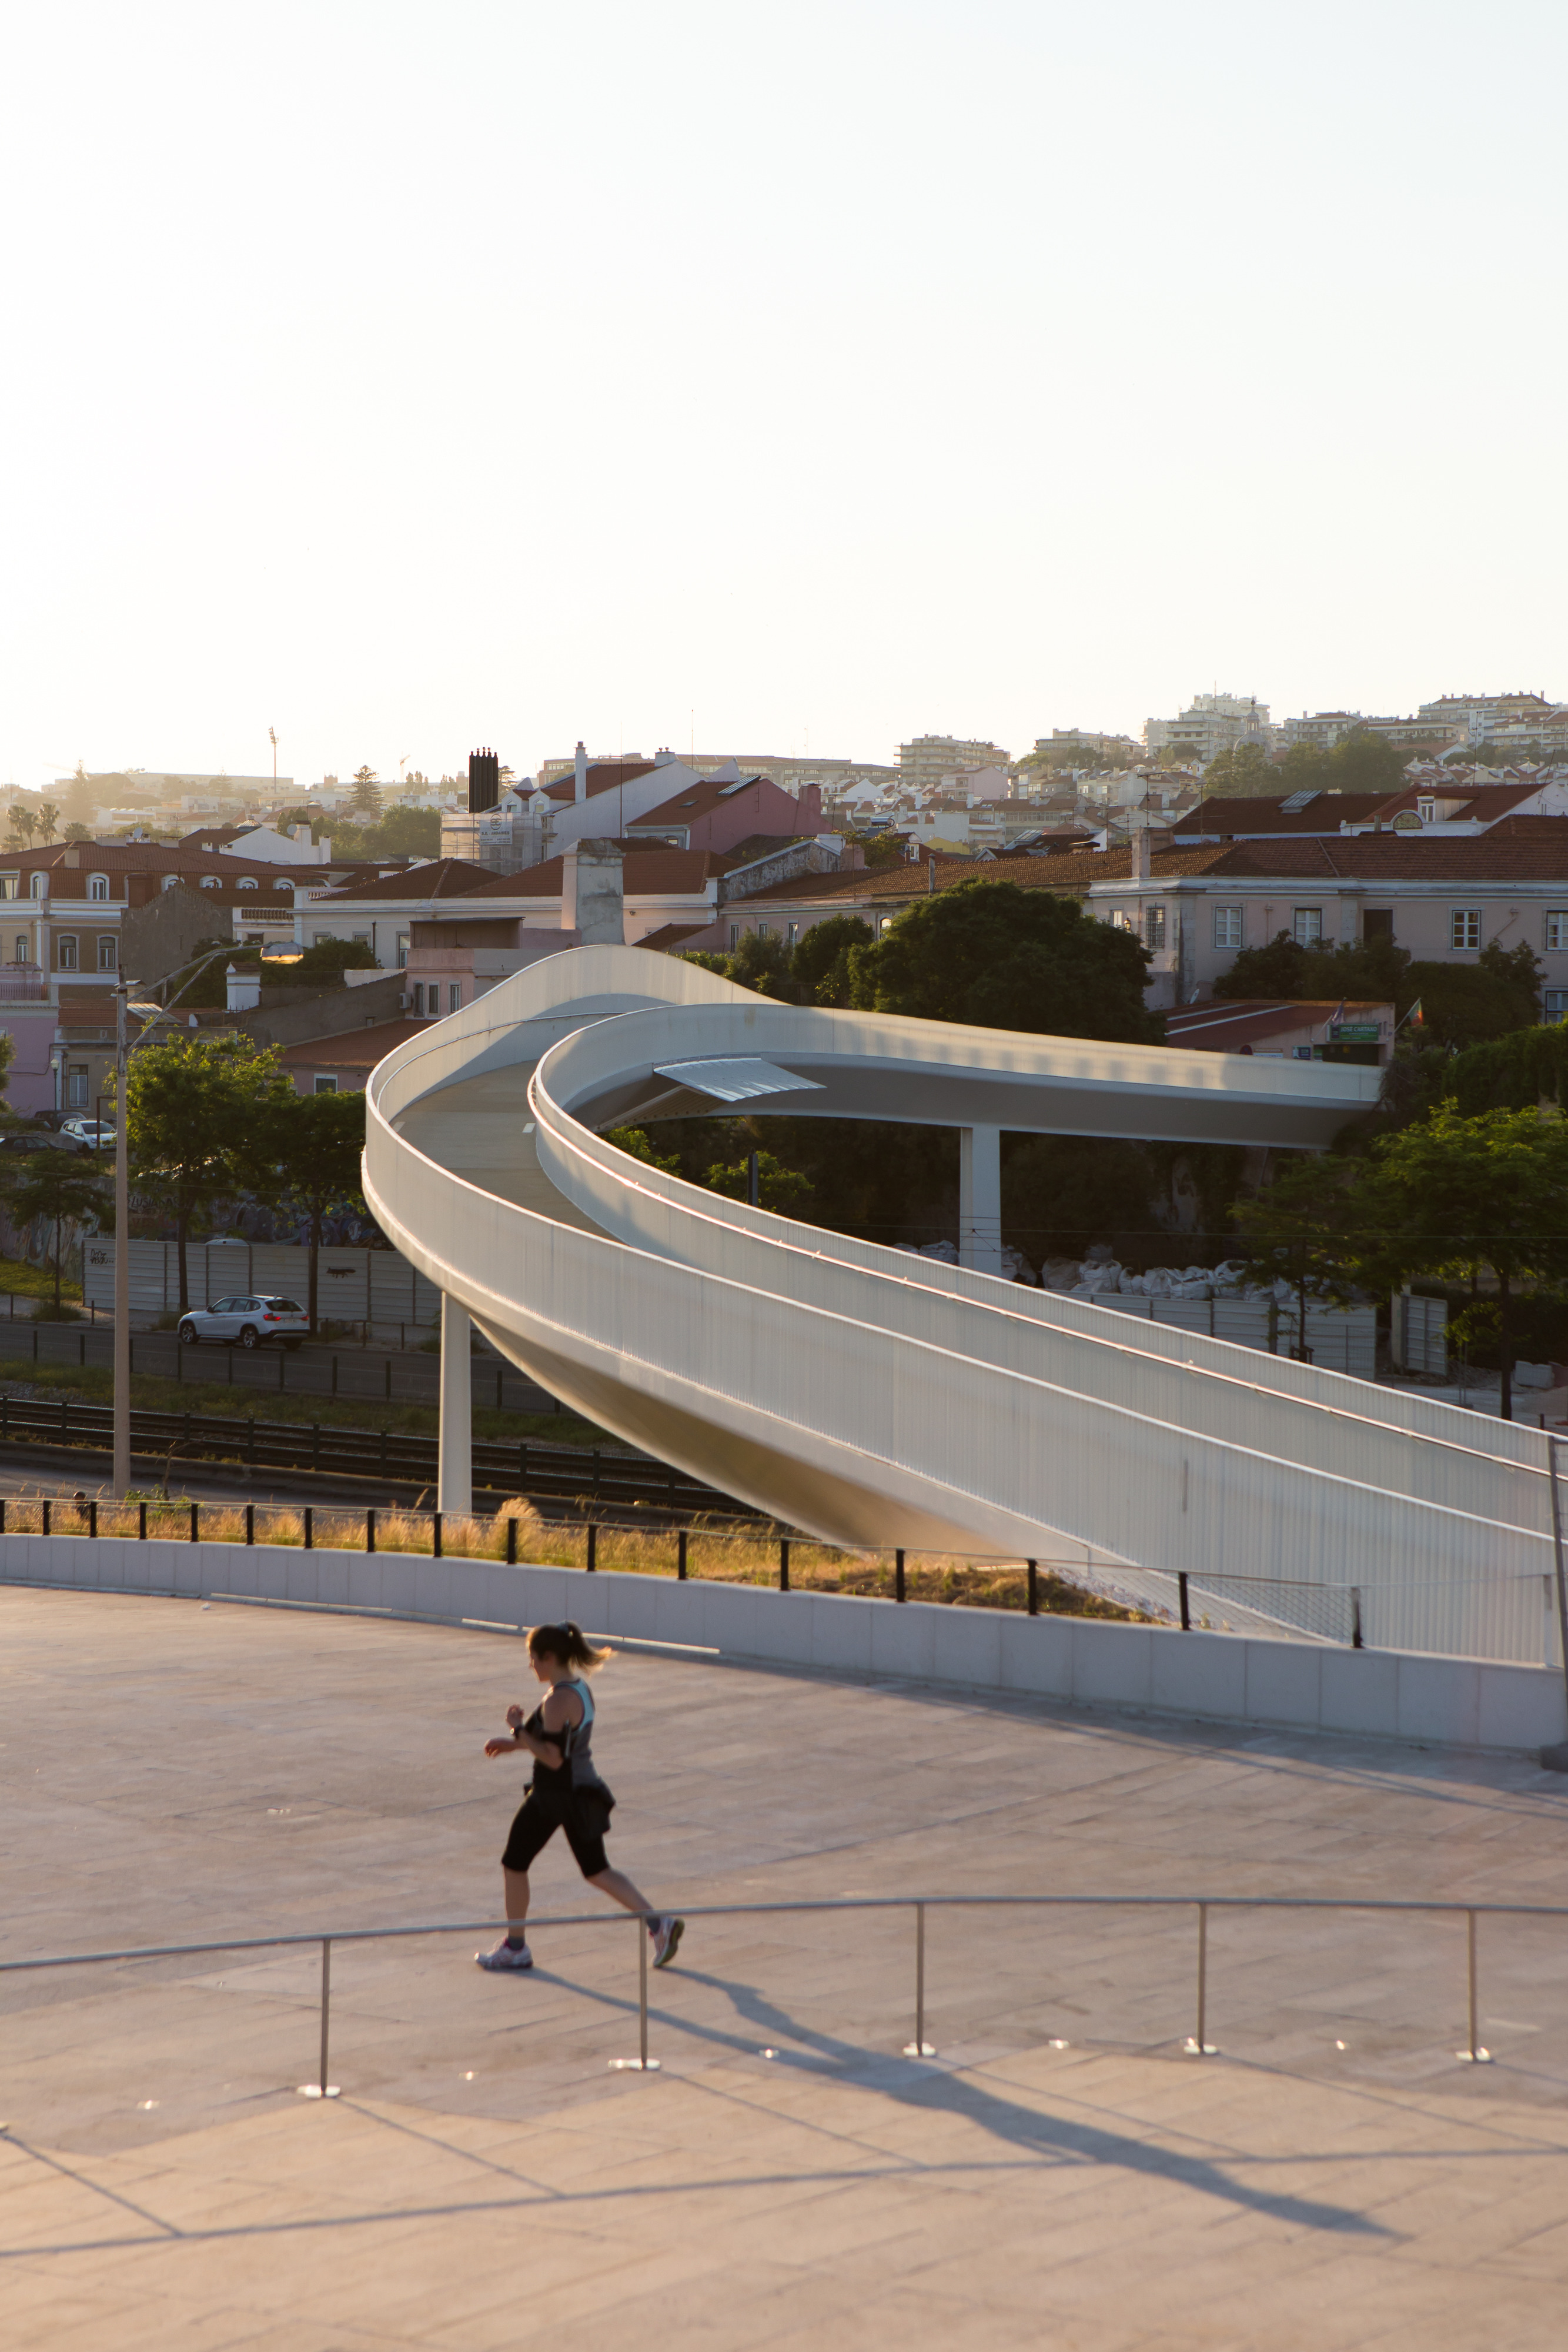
top-left (329, 805), bottom-right (441, 861)
top-left (1273, 742), bottom-right (1333, 794)
top-left (1328, 730), bottom-right (1407, 794)
top-left (270, 1090), bottom-right (368, 1332)
top-left (35, 800), bottom-right (61, 844)
top-left (63, 821), bottom-right (92, 843)
top-left (0, 1150), bottom-right (107, 1314)
top-left (7, 804), bottom-right (36, 850)
top-left (125, 1034), bottom-right (295, 1309)
top-left (1348, 1105), bottom-right (1568, 1419)
top-left (1385, 940), bottom-right (1542, 1053)
top-left (1229, 1154), bottom-right (1363, 1356)
top-left (1000, 1135), bottom-right (1156, 1268)
top-left (350, 767), bottom-right (382, 818)
top-left (790, 914), bottom-right (874, 1007)
top-left (724, 932), bottom-right (796, 1000)
top-left (847, 879), bottom-right (1163, 1043)
top-left (840, 826), bottom-right (905, 871)
top-left (1202, 741), bottom-right (1277, 796)
top-left (602, 1125), bottom-right (681, 1175)
top-left (703, 1147), bottom-right (814, 1214)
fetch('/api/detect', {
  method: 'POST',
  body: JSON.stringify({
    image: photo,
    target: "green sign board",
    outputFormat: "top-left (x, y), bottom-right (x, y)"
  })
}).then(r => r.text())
top-left (1332, 1025), bottom-right (1380, 1041)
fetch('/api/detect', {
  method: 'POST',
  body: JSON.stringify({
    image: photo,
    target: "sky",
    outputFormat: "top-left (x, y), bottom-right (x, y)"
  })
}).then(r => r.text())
top-left (1, 0), bottom-right (1564, 792)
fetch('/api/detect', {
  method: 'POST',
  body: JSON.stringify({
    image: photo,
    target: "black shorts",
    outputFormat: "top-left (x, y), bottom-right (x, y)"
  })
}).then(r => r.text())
top-left (502, 1789), bottom-right (613, 1879)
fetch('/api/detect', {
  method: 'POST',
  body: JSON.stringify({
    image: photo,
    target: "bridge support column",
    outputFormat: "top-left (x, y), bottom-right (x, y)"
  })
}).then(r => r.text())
top-left (958, 1125), bottom-right (1002, 1275)
top-left (438, 1294), bottom-right (473, 1516)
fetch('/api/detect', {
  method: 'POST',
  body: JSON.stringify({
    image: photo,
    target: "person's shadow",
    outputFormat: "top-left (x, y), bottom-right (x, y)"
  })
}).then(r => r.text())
top-left (521, 1956), bottom-right (1391, 2239)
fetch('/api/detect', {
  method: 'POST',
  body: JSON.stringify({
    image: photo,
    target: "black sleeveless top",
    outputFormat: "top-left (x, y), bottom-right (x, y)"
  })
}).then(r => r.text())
top-left (524, 1678), bottom-right (607, 1802)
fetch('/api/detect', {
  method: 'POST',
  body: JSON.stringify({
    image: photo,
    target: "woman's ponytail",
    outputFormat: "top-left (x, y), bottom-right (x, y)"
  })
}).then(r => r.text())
top-left (529, 1621), bottom-right (611, 1673)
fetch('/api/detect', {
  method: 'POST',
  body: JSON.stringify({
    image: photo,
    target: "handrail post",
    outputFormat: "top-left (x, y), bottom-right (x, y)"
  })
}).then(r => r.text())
top-left (298, 1936), bottom-right (340, 2097)
top-left (1351, 1587), bottom-right (1363, 1649)
top-left (245, 1502), bottom-right (254, 1546)
top-left (894, 1548), bottom-right (905, 1603)
top-left (1459, 1908), bottom-right (1492, 2063)
top-left (1178, 1571), bottom-right (1191, 1631)
top-left (1026, 1558), bottom-right (1038, 1616)
top-left (903, 1902), bottom-right (934, 2057)
top-left (779, 1537), bottom-right (790, 1592)
top-left (506, 1512), bottom-right (517, 1567)
top-left (1185, 1901), bottom-right (1213, 2055)
top-left (677, 1528), bottom-right (687, 1581)
top-left (586, 1522), bottom-right (597, 1572)
top-left (640, 1916), bottom-right (650, 2070)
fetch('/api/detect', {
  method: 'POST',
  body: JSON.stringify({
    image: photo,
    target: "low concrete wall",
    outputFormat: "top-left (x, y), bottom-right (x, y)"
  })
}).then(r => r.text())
top-left (3, 1534), bottom-right (1563, 1756)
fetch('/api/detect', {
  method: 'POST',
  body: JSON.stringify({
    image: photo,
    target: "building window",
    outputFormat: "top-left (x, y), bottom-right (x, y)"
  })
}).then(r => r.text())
top-left (353, 931), bottom-right (370, 944)
top-left (237, 876), bottom-right (259, 890)
top-left (199, 874), bottom-right (219, 889)
top-left (30, 873), bottom-right (46, 898)
top-left (1546, 990), bottom-right (1568, 1023)
top-left (97, 937), bottom-right (116, 971)
top-left (160, 875), bottom-right (178, 891)
top-left (313, 1075), bottom-right (337, 1095)
top-left (1363, 909), bottom-right (1394, 942)
top-left (757, 922), bottom-right (770, 938)
top-left (449, 983), bottom-right (462, 1013)
top-left (0, 876), bottom-right (15, 900)
top-left (728, 923), bottom-right (740, 947)
top-left (396, 933), bottom-right (409, 970)
top-left (88, 874), bottom-right (109, 901)
top-left (1292, 907), bottom-right (1322, 947)
top-left (878, 916), bottom-right (895, 934)
top-left (57, 936), bottom-right (78, 970)
top-left (12, 937), bottom-right (26, 963)
top-left (1546, 912), bottom-right (1568, 953)
top-left (1418, 797), bottom-right (1435, 824)
top-left (1144, 906), bottom-right (1166, 950)
top-left (1213, 904), bottom-right (1243, 948)
top-left (1451, 908), bottom-right (1482, 951)
top-left (786, 922), bottom-right (800, 947)
top-left (1109, 909), bottom-right (1135, 932)
top-left (67, 1064), bottom-right (88, 1108)
top-left (411, 982), bottom-right (424, 1015)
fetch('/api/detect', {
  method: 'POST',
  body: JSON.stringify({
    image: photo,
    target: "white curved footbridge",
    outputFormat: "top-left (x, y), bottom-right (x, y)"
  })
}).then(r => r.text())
top-left (364, 946), bottom-right (1560, 1664)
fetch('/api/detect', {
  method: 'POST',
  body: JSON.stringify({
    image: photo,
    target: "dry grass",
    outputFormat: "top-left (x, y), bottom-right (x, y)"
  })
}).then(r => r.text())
top-left (12, 1491), bottom-right (1145, 1620)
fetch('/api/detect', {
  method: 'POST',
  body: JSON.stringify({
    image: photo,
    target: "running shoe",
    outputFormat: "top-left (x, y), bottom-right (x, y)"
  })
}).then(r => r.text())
top-left (475, 1939), bottom-right (534, 1972)
top-left (650, 1915), bottom-right (685, 1970)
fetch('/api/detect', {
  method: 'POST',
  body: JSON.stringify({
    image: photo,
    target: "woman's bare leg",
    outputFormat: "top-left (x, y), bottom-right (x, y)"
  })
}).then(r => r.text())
top-left (589, 1865), bottom-right (657, 1919)
top-left (503, 1866), bottom-right (531, 1938)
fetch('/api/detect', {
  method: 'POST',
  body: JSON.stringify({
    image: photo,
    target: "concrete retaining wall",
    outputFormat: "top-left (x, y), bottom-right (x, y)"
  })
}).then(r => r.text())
top-left (4, 1533), bottom-right (1563, 1756)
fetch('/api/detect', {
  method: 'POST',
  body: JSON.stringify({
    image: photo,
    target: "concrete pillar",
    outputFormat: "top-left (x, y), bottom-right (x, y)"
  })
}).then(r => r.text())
top-left (437, 1294), bottom-right (473, 1515)
top-left (958, 1125), bottom-right (1002, 1275)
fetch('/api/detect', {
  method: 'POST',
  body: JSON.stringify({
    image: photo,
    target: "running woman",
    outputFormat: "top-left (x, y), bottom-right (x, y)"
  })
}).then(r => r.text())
top-left (476, 1621), bottom-right (684, 1975)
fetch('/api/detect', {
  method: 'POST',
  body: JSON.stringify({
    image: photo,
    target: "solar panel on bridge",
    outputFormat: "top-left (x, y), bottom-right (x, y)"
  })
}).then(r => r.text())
top-left (653, 1057), bottom-right (825, 1102)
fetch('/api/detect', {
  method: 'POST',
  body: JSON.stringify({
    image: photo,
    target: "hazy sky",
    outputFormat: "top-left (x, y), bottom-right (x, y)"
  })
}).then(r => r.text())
top-left (2, 1), bottom-right (1563, 791)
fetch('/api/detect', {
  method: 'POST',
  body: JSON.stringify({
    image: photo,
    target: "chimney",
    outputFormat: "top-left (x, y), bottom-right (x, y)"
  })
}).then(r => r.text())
top-left (1130, 824), bottom-right (1150, 886)
top-left (574, 741), bottom-right (588, 804)
top-left (561, 840), bottom-right (624, 946)
top-left (928, 857), bottom-right (937, 896)
top-left (468, 747), bottom-right (500, 814)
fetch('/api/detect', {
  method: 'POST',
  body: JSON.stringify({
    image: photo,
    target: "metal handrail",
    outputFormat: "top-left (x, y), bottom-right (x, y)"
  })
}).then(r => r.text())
top-left (4, 1890), bottom-right (1553, 2089)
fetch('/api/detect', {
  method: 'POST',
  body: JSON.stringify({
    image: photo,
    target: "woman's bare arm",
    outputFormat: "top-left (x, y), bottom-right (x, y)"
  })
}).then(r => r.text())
top-left (483, 1687), bottom-right (583, 1763)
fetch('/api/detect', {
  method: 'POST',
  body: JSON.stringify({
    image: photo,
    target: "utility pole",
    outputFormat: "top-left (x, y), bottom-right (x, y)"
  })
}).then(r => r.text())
top-left (113, 981), bottom-right (131, 1496)
top-left (269, 727), bottom-right (278, 783)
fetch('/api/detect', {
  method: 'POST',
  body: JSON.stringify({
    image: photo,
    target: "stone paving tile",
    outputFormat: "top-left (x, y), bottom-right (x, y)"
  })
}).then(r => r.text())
top-left (10, 1589), bottom-right (1568, 2344)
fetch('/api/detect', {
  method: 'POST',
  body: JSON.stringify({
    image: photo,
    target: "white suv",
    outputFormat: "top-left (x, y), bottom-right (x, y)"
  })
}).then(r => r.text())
top-left (177, 1295), bottom-right (309, 1350)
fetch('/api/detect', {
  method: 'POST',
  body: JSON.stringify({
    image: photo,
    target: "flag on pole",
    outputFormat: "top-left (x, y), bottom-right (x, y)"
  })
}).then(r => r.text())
top-left (1395, 997), bottom-right (1424, 1034)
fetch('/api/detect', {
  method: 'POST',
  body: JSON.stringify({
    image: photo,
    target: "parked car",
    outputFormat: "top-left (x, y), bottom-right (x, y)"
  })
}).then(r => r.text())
top-left (176, 1295), bottom-right (309, 1349)
top-left (0, 1129), bottom-right (79, 1154)
top-left (60, 1118), bottom-right (115, 1154)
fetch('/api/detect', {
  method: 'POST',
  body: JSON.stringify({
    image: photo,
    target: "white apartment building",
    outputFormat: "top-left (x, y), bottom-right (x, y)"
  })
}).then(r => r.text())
top-left (1143, 694), bottom-right (1272, 764)
top-left (897, 735), bottom-right (1011, 797)
top-left (1417, 691), bottom-right (1557, 744)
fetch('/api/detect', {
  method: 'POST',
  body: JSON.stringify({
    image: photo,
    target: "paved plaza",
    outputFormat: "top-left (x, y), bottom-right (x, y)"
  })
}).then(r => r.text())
top-left (5, 1586), bottom-right (1568, 2347)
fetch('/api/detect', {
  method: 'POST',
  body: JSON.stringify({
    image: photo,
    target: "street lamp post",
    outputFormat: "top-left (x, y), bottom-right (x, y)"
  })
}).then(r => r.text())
top-left (113, 981), bottom-right (131, 1495)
